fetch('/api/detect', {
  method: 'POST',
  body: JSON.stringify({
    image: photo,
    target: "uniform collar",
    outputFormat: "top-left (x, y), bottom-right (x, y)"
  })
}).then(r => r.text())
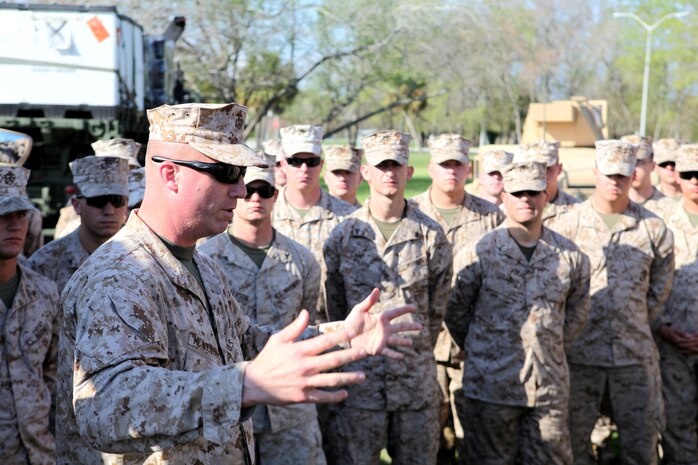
top-left (125, 211), bottom-right (210, 305)
top-left (276, 187), bottom-right (336, 222)
top-left (494, 224), bottom-right (560, 265)
top-left (64, 228), bottom-right (91, 269)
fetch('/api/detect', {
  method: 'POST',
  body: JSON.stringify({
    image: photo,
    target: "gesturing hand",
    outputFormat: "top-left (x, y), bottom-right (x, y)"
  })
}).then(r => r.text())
top-left (243, 310), bottom-right (368, 407)
top-left (344, 288), bottom-right (421, 360)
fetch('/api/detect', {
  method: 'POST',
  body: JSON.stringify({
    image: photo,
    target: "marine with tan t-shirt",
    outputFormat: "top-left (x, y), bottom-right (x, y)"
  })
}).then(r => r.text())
top-left (54, 102), bottom-right (418, 465)
top-left (551, 140), bottom-right (674, 465)
top-left (622, 135), bottom-right (675, 218)
top-left (446, 161), bottom-right (590, 465)
top-left (654, 143), bottom-right (698, 465)
top-left (272, 125), bottom-right (357, 324)
top-left (28, 156), bottom-right (129, 293)
top-left (324, 130), bottom-right (453, 465)
top-left (515, 140), bottom-right (580, 225)
top-left (410, 133), bottom-right (503, 464)
top-left (199, 156), bottom-right (326, 465)
top-left (0, 166), bottom-right (60, 465)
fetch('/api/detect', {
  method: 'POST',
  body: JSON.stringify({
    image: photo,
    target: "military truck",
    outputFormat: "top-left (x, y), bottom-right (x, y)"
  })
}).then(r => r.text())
top-left (0, 3), bottom-right (186, 226)
top-left (470, 96), bottom-right (608, 198)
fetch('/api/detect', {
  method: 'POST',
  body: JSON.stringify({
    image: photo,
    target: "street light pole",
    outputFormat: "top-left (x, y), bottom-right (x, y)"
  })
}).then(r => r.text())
top-left (612, 10), bottom-right (690, 136)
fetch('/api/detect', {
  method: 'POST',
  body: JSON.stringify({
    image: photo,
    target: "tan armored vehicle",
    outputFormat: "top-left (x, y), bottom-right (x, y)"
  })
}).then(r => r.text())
top-left (471, 96), bottom-right (608, 198)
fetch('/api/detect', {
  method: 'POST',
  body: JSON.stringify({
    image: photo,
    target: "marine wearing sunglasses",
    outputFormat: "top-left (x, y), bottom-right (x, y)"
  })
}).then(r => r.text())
top-left (507, 190), bottom-right (544, 198)
top-left (285, 156), bottom-right (322, 168)
top-left (76, 195), bottom-right (127, 209)
top-left (151, 156), bottom-right (247, 184)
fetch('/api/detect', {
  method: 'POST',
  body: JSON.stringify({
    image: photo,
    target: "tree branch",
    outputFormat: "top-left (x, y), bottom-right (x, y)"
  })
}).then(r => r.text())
top-left (324, 90), bottom-right (444, 138)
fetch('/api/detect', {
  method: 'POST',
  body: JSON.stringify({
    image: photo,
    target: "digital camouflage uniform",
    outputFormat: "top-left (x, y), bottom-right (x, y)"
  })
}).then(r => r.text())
top-left (27, 228), bottom-right (89, 294)
top-left (542, 190), bottom-right (580, 226)
top-left (0, 264), bottom-right (60, 465)
top-left (553, 200), bottom-right (674, 465)
top-left (324, 201), bottom-right (453, 465)
top-left (272, 187), bottom-right (356, 322)
top-left (28, 155), bottom-right (130, 292)
top-left (199, 229), bottom-right (326, 465)
top-left (638, 187), bottom-right (676, 220)
top-left (446, 222), bottom-right (590, 465)
top-left (410, 187), bottom-right (504, 458)
top-left (656, 202), bottom-right (698, 464)
top-left (56, 212), bottom-right (276, 465)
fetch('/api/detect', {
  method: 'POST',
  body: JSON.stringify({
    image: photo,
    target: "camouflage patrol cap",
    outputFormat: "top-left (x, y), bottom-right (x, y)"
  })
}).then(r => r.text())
top-left (0, 166), bottom-right (38, 215)
top-left (502, 161), bottom-right (547, 193)
top-left (427, 134), bottom-right (470, 164)
top-left (654, 138), bottom-right (681, 165)
top-left (621, 135), bottom-right (653, 161)
top-left (595, 140), bottom-right (637, 177)
top-left (127, 167), bottom-right (146, 208)
top-left (361, 130), bottom-right (411, 166)
top-left (92, 138), bottom-right (142, 168)
top-left (280, 125), bottom-right (323, 157)
top-left (676, 144), bottom-right (698, 173)
top-left (147, 103), bottom-right (266, 168)
top-left (516, 141), bottom-right (560, 167)
top-left (480, 149), bottom-right (514, 174)
top-left (0, 130), bottom-right (32, 166)
top-left (262, 139), bottom-right (285, 164)
top-left (324, 145), bottom-right (362, 172)
top-left (244, 152), bottom-right (276, 186)
top-left (70, 156), bottom-right (129, 198)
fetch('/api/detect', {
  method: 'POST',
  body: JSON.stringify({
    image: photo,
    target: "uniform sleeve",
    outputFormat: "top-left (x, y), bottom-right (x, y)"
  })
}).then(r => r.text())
top-left (444, 246), bottom-right (481, 351)
top-left (323, 225), bottom-right (350, 321)
top-left (427, 227), bottom-right (453, 347)
top-left (648, 222), bottom-right (674, 328)
top-left (44, 284), bottom-right (61, 432)
top-left (563, 250), bottom-right (591, 347)
top-left (302, 252), bottom-right (322, 324)
top-left (71, 272), bottom-right (248, 453)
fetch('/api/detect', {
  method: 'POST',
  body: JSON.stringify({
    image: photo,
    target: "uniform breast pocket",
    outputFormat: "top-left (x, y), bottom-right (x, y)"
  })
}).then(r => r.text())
top-left (397, 255), bottom-right (429, 288)
top-left (542, 273), bottom-right (572, 309)
top-left (183, 332), bottom-right (221, 371)
top-left (21, 321), bottom-right (52, 364)
top-left (268, 274), bottom-right (302, 319)
top-left (339, 259), bottom-right (381, 291)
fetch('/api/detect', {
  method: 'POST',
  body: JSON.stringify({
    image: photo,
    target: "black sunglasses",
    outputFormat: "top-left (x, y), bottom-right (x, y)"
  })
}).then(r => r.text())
top-left (245, 184), bottom-right (276, 199)
top-left (152, 156), bottom-right (246, 184)
top-left (679, 171), bottom-right (698, 181)
top-left (508, 190), bottom-right (543, 198)
top-left (658, 161), bottom-right (676, 169)
top-left (286, 156), bottom-right (322, 168)
top-left (79, 195), bottom-right (127, 209)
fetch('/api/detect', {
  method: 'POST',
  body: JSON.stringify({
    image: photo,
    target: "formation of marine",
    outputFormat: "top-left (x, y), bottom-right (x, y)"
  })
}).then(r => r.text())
top-left (2, 101), bottom-right (697, 465)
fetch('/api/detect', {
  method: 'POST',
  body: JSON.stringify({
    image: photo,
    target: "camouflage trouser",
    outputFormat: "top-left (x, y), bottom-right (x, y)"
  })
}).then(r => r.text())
top-left (326, 404), bottom-right (440, 465)
top-left (657, 339), bottom-right (698, 465)
top-left (568, 363), bottom-right (661, 465)
top-left (436, 362), bottom-right (466, 465)
top-left (459, 397), bottom-right (572, 465)
top-left (255, 419), bottom-right (326, 465)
